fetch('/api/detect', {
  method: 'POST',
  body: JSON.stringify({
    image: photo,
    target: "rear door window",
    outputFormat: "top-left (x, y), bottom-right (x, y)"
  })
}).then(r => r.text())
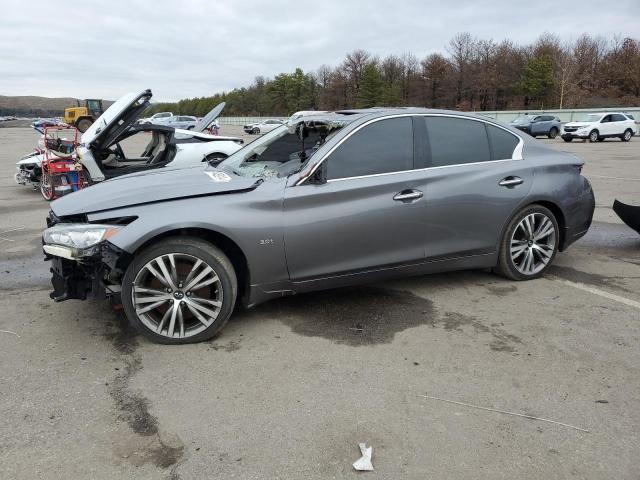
top-left (424, 116), bottom-right (491, 167)
top-left (611, 114), bottom-right (626, 122)
top-left (325, 117), bottom-right (413, 180)
top-left (487, 124), bottom-right (519, 160)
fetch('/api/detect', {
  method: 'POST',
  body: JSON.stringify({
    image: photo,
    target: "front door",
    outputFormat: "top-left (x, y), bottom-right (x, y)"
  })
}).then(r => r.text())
top-left (283, 116), bottom-right (427, 281)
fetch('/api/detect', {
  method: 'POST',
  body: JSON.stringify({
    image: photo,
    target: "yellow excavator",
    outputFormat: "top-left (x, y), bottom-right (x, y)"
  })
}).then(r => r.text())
top-left (63, 99), bottom-right (104, 132)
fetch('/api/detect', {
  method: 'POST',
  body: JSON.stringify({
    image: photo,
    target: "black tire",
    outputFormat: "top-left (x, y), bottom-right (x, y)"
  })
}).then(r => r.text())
top-left (494, 204), bottom-right (559, 281)
top-left (252, 127), bottom-right (260, 134)
top-left (562, 137), bottom-right (573, 142)
top-left (588, 129), bottom-right (599, 143)
top-left (548, 127), bottom-right (558, 139)
top-left (597, 137), bottom-right (605, 142)
top-left (121, 237), bottom-right (238, 344)
top-left (621, 129), bottom-right (633, 142)
top-left (76, 118), bottom-right (93, 133)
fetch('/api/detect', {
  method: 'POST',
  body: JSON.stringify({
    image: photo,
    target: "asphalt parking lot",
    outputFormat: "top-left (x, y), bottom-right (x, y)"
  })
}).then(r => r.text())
top-left (0, 126), bottom-right (639, 479)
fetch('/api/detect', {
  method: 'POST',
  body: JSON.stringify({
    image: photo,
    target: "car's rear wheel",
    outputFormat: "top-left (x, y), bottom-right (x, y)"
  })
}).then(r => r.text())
top-left (588, 130), bottom-right (599, 143)
top-left (495, 205), bottom-right (559, 281)
top-left (621, 129), bottom-right (633, 142)
top-left (122, 237), bottom-right (237, 344)
top-left (548, 127), bottom-right (558, 139)
top-left (76, 118), bottom-right (92, 133)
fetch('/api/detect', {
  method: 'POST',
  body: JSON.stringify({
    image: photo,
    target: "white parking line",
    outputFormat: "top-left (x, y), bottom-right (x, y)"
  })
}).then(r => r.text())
top-left (0, 226), bottom-right (25, 235)
top-left (551, 277), bottom-right (640, 310)
top-left (587, 174), bottom-right (640, 182)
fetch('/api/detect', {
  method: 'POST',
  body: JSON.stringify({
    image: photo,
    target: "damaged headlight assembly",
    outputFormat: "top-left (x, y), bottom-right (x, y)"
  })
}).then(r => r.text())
top-left (43, 224), bottom-right (122, 260)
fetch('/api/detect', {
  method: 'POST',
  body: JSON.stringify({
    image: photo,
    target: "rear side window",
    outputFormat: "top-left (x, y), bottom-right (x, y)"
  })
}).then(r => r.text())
top-left (424, 117), bottom-right (490, 167)
top-left (326, 117), bottom-right (413, 180)
top-left (487, 124), bottom-right (519, 160)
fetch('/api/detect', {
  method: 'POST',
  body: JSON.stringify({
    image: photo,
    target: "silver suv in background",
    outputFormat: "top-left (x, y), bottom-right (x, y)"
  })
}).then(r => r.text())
top-left (510, 114), bottom-right (562, 138)
top-left (42, 108), bottom-right (595, 344)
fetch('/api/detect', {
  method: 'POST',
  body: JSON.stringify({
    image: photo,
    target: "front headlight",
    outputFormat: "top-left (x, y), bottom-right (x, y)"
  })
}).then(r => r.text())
top-left (43, 223), bottom-right (122, 258)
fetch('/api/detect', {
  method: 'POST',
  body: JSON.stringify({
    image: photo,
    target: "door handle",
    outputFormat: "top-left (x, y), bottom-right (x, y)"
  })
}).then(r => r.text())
top-left (393, 189), bottom-right (423, 202)
top-left (499, 176), bottom-right (523, 188)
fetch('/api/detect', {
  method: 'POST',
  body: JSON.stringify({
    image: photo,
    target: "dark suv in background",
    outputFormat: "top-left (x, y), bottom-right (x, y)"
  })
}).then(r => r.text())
top-left (510, 114), bottom-right (562, 138)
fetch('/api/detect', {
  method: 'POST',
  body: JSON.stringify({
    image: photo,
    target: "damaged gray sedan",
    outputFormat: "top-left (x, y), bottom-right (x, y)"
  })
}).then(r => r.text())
top-left (42, 108), bottom-right (595, 344)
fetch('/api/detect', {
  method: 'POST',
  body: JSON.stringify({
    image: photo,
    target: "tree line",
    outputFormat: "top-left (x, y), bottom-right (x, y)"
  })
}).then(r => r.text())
top-left (150, 33), bottom-right (640, 117)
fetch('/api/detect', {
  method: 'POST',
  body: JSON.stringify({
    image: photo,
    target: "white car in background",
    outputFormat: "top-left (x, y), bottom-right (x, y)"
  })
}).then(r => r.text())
top-left (139, 111), bottom-right (173, 124)
top-left (15, 91), bottom-right (243, 190)
top-left (243, 119), bottom-right (284, 134)
top-left (561, 112), bottom-right (637, 142)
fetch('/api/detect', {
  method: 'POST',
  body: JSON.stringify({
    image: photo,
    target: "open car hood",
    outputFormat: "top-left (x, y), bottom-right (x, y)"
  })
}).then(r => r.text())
top-left (50, 166), bottom-right (259, 216)
top-left (81, 90), bottom-right (152, 147)
top-left (193, 102), bottom-right (225, 133)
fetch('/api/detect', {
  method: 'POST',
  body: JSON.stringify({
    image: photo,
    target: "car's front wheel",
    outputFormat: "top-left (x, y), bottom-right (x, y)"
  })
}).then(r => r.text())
top-left (252, 127), bottom-right (260, 134)
top-left (495, 205), bottom-right (559, 281)
top-left (122, 237), bottom-right (237, 344)
top-left (621, 129), bottom-right (633, 142)
top-left (588, 129), bottom-right (600, 143)
top-left (562, 137), bottom-right (573, 142)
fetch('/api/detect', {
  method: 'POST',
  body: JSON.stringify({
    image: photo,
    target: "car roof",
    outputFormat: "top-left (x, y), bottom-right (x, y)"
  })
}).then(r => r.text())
top-left (289, 107), bottom-right (510, 127)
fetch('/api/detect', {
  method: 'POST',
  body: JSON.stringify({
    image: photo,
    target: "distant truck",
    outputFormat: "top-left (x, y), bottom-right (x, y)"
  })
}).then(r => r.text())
top-left (63, 99), bottom-right (104, 132)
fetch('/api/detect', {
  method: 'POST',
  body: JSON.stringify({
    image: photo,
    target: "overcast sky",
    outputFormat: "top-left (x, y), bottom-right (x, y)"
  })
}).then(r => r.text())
top-left (1, 0), bottom-right (638, 101)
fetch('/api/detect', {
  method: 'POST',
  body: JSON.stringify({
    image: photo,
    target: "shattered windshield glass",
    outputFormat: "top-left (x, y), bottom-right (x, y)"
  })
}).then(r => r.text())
top-left (219, 118), bottom-right (348, 179)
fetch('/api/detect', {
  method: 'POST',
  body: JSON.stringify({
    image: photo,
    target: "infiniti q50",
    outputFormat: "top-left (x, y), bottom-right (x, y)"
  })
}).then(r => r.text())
top-left (42, 108), bottom-right (595, 344)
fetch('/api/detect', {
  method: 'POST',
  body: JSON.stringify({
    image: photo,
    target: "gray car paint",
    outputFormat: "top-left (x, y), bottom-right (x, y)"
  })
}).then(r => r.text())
top-left (50, 108), bottom-right (595, 307)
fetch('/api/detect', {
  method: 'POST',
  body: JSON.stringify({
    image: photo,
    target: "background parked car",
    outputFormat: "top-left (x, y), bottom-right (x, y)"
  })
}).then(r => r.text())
top-left (243, 119), bottom-right (284, 134)
top-left (139, 111), bottom-right (173, 124)
top-left (510, 114), bottom-right (562, 138)
top-left (561, 112), bottom-right (637, 142)
top-left (155, 115), bottom-right (199, 130)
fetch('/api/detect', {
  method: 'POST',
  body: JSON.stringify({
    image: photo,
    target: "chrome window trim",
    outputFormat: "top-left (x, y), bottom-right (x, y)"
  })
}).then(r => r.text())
top-left (295, 112), bottom-right (524, 185)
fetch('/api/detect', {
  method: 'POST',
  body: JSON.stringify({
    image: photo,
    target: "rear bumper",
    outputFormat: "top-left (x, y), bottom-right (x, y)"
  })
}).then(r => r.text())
top-left (561, 176), bottom-right (595, 250)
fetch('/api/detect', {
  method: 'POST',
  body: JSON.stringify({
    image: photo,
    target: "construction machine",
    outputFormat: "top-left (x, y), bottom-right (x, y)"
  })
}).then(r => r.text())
top-left (63, 99), bottom-right (104, 132)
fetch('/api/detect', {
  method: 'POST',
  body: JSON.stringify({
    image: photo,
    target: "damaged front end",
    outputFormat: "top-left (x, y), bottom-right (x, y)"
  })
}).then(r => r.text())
top-left (43, 212), bottom-right (131, 303)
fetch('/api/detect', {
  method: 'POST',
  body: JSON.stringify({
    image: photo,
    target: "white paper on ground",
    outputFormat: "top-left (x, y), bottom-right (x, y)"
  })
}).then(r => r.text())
top-left (352, 443), bottom-right (373, 471)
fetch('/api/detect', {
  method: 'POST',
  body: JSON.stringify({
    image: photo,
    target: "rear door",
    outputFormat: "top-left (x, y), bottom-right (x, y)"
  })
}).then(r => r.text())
top-left (283, 116), bottom-right (427, 281)
top-left (418, 115), bottom-right (533, 259)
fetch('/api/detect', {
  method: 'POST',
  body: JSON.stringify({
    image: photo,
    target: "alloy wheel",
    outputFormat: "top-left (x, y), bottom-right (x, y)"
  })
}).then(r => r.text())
top-left (510, 213), bottom-right (556, 275)
top-left (132, 253), bottom-right (223, 339)
top-left (624, 130), bottom-right (632, 141)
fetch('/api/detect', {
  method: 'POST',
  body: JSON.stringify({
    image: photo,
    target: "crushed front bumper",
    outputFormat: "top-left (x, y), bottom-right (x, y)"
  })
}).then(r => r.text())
top-left (44, 241), bottom-right (127, 303)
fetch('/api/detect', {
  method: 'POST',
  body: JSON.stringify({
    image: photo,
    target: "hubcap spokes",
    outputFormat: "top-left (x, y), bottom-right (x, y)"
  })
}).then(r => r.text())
top-left (510, 213), bottom-right (556, 275)
top-left (133, 253), bottom-right (223, 339)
